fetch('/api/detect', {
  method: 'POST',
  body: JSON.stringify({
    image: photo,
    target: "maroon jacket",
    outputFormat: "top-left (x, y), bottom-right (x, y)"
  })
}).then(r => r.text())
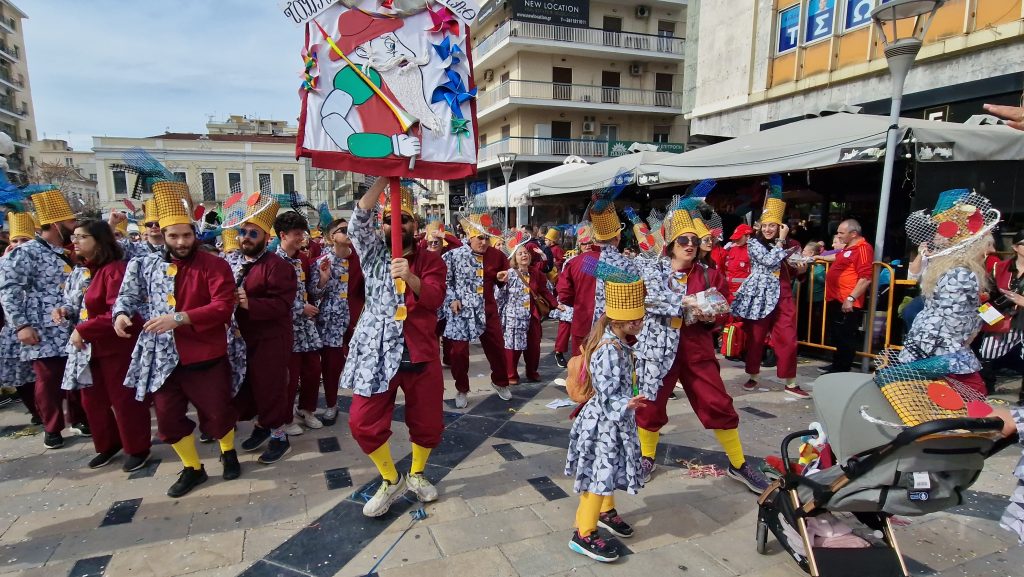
top-left (172, 251), bottom-right (236, 365)
top-left (482, 245), bottom-right (508, 314)
top-left (399, 245), bottom-right (447, 364)
top-left (76, 260), bottom-right (141, 358)
top-left (235, 251), bottom-right (297, 344)
top-left (526, 262), bottom-right (557, 321)
top-left (557, 244), bottom-right (602, 340)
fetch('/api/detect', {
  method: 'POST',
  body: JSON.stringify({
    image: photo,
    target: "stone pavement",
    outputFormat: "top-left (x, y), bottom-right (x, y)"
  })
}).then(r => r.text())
top-left (0, 329), bottom-right (1022, 577)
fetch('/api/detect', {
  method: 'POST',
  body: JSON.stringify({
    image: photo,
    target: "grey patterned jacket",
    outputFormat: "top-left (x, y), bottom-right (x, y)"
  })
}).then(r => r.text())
top-left (276, 247), bottom-right (323, 353)
top-left (730, 238), bottom-right (790, 321)
top-left (497, 267), bottom-right (532, 351)
top-left (999, 407), bottom-right (1024, 543)
top-left (441, 245), bottom-right (487, 342)
top-left (0, 238), bottom-right (73, 360)
top-left (634, 256), bottom-right (688, 399)
top-left (0, 256), bottom-right (35, 386)
top-left (310, 252), bottom-right (352, 348)
top-left (898, 266), bottom-right (983, 374)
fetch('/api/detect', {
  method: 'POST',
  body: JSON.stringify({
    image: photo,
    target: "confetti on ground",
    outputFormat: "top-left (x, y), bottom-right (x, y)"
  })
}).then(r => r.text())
top-left (675, 459), bottom-right (725, 479)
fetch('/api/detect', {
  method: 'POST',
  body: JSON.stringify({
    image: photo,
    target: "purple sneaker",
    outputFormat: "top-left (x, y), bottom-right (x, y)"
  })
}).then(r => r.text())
top-left (728, 461), bottom-right (770, 494)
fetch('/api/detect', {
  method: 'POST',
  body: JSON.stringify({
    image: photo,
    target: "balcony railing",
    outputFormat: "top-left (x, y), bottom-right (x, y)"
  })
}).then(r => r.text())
top-left (478, 136), bottom-right (683, 164)
top-left (0, 97), bottom-right (25, 118)
top-left (0, 17), bottom-right (14, 34)
top-left (478, 79), bottom-right (683, 112)
top-left (475, 20), bottom-right (685, 61)
top-left (0, 67), bottom-right (22, 88)
top-left (0, 42), bottom-right (18, 61)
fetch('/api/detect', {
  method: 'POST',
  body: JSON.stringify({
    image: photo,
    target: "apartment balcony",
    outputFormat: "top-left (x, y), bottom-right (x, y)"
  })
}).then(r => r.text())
top-left (0, 67), bottom-right (22, 91)
top-left (478, 136), bottom-right (683, 169)
top-left (0, 128), bottom-right (27, 147)
top-left (475, 20), bottom-right (684, 68)
top-left (478, 79), bottom-right (683, 121)
top-left (0, 42), bottom-right (18, 63)
top-left (0, 16), bottom-right (15, 35)
top-left (0, 97), bottom-right (25, 120)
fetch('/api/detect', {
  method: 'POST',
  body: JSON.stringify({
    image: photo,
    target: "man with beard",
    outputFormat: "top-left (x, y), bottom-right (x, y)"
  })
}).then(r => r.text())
top-left (319, 10), bottom-right (442, 159)
top-left (230, 198), bottom-right (298, 464)
top-left (113, 181), bottom-right (239, 497)
top-left (0, 190), bottom-right (88, 449)
top-left (342, 178), bottom-right (446, 518)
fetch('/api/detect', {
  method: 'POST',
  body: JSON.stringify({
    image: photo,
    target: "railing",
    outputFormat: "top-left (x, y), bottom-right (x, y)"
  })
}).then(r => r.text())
top-left (0, 17), bottom-right (14, 33)
top-left (0, 67), bottom-right (22, 87)
top-left (477, 79), bottom-right (683, 111)
top-left (0, 43), bottom-right (18, 60)
top-left (475, 20), bottom-right (685, 61)
top-left (0, 96), bottom-right (24, 118)
top-left (478, 136), bottom-right (682, 163)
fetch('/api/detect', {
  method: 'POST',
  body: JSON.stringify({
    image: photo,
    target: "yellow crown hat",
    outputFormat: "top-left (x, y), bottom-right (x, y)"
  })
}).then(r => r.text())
top-left (222, 228), bottom-right (241, 253)
top-left (142, 199), bottom-right (159, 224)
top-left (30, 189), bottom-right (75, 226)
top-left (152, 181), bottom-right (193, 229)
top-left (693, 215), bottom-right (711, 239)
top-left (589, 204), bottom-right (622, 242)
top-left (7, 212), bottom-right (36, 240)
top-left (244, 195), bottom-right (280, 236)
top-left (605, 280), bottom-right (646, 321)
top-left (761, 197), bottom-right (786, 226)
top-left (544, 228), bottom-right (560, 243)
top-left (666, 208), bottom-right (698, 242)
top-left (381, 185), bottom-right (415, 218)
top-left (114, 218), bottom-right (129, 236)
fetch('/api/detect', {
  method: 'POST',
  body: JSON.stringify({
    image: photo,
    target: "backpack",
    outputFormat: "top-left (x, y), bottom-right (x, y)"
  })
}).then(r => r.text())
top-left (565, 339), bottom-right (619, 403)
top-left (720, 321), bottom-right (745, 359)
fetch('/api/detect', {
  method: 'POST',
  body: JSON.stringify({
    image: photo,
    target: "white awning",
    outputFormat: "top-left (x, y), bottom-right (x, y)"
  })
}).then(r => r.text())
top-left (527, 150), bottom-right (677, 198)
top-left (483, 161), bottom-right (589, 208)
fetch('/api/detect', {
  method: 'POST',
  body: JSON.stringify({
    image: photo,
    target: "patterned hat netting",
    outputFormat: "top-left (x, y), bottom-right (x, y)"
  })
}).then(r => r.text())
top-left (499, 229), bottom-right (533, 258)
top-left (868, 350), bottom-right (990, 428)
top-left (905, 189), bottom-right (1000, 260)
top-left (459, 189), bottom-right (504, 239)
top-left (586, 169), bottom-right (632, 242)
top-left (624, 206), bottom-right (664, 259)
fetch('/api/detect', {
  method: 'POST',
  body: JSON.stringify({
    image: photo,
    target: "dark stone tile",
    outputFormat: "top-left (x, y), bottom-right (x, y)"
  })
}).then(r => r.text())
top-left (324, 468), bottom-right (352, 491)
top-left (904, 556), bottom-right (936, 576)
top-left (127, 458), bottom-right (161, 480)
top-left (100, 498), bottom-right (142, 527)
top-left (335, 395), bottom-right (354, 413)
top-left (468, 383), bottom-right (545, 418)
top-left (494, 421), bottom-right (569, 449)
top-left (527, 476), bottom-right (569, 501)
top-left (317, 437), bottom-right (341, 453)
top-left (949, 489), bottom-right (1007, 522)
top-left (237, 559), bottom-right (315, 577)
top-left (68, 554), bottom-right (113, 577)
top-left (492, 442), bottom-right (524, 462)
top-left (428, 431), bottom-right (490, 469)
top-left (739, 406), bottom-right (777, 419)
top-left (659, 443), bottom-right (731, 469)
top-left (445, 415), bottom-right (505, 437)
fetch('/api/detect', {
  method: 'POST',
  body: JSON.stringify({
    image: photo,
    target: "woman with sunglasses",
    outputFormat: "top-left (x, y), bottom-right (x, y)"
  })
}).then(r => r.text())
top-left (60, 220), bottom-right (151, 472)
top-left (497, 237), bottom-right (556, 385)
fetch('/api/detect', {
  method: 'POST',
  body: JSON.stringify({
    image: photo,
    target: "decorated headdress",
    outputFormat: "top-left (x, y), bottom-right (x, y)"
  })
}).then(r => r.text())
top-left (222, 228), bottom-right (241, 253)
top-left (459, 192), bottom-right (502, 239)
top-left (581, 260), bottom-right (644, 321)
top-left (424, 219), bottom-right (445, 242)
top-left (153, 180), bottom-right (194, 229)
top-left (245, 194), bottom-right (281, 235)
top-left (575, 222), bottom-right (593, 246)
top-left (544, 228), bottom-right (560, 243)
top-left (30, 188), bottom-right (75, 226)
top-left (380, 183), bottom-right (416, 219)
top-left (870, 352), bottom-right (989, 427)
top-left (761, 174), bottom-right (786, 226)
top-left (905, 189), bottom-right (1000, 259)
top-left (663, 195), bottom-right (699, 242)
top-left (587, 170), bottom-right (632, 242)
top-left (500, 229), bottom-right (533, 257)
top-left (142, 199), bottom-right (159, 224)
top-left (6, 211), bottom-right (35, 240)
top-left (624, 206), bottom-right (664, 258)
top-left (114, 218), bottom-right (129, 236)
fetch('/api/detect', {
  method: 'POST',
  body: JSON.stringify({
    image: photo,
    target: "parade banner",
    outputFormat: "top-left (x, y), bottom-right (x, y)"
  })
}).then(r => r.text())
top-left (296, 0), bottom-right (481, 180)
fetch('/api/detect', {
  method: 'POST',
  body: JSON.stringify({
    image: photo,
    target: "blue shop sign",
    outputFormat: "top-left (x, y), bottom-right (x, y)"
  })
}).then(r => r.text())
top-left (805, 0), bottom-right (835, 43)
top-left (845, 0), bottom-right (874, 30)
top-left (778, 5), bottom-right (801, 54)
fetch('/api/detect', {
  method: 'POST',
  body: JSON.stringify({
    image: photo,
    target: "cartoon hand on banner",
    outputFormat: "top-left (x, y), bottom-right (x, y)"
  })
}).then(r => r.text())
top-left (392, 134), bottom-right (421, 157)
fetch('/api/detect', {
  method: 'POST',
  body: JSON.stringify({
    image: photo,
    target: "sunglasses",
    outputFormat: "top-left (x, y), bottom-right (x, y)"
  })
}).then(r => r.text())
top-left (333, 227), bottom-right (348, 235)
top-left (238, 228), bottom-right (262, 239)
top-left (675, 236), bottom-right (699, 247)
top-left (145, 222), bottom-right (160, 229)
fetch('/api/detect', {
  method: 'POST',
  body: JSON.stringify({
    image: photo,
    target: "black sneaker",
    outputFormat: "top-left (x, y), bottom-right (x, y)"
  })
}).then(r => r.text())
top-left (598, 509), bottom-right (634, 538)
top-left (258, 438), bottom-right (292, 464)
top-left (122, 452), bottom-right (151, 473)
top-left (167, 465), bottom-right (208, 498)
top-left (88, 448), bottom-right (121, 469)
top-left (30, 414), bottom-right (42, 426)
top-left (69, 422), bottom-right (91, 437)
top-left (728, 461), bottom-right (770, 494)
top-left (241, 426), bottom-right (272, 452)
top-left (568, 530), bottom-right (619, 562)
top-left (198, 432), bottom-right (214, 444)
top-left (554, 352), bottom-right (568, 368)
top-left (43, 431), bottom-right (63, 449)
top-left (220, 450), bottom-right (241, 480)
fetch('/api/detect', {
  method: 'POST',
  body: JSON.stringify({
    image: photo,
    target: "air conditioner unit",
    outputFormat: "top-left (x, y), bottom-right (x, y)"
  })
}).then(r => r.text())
top-left (629, 63), bottom-right (643, 76)
top-left (484, 69), bottom-right (494, 82)
top-left (636, 5), bottom-right (651, 18)
top-left (582, 121), bottom-right (596, 133)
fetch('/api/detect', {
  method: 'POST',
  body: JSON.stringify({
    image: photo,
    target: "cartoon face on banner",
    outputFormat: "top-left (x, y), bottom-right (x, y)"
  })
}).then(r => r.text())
top-left (296, 0), bottom-right (479, 180)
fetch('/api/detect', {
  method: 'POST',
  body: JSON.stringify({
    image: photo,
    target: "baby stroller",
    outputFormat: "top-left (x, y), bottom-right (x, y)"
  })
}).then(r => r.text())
top-left (755, 370), bottom-right (1019, 577)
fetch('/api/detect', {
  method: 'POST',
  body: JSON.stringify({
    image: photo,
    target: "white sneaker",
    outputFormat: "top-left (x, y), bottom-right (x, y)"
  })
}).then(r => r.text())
top-left (491, 383), bottom-right (512, 401)
top-left (283, 419), bottom-right (304, 436)
top-left (297, 409), bottom-right (323, 429)
top-left (362, 475), bottom-right (407, 517)
top-left (454, 392), bottom-right (468, 409)
top-left (407, 472), bottom-right (438, 503)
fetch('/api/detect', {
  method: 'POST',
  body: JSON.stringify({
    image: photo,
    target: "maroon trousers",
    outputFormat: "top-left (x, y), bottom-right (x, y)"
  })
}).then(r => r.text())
top-left (554, 320), bottom-right (571, 354)
top-left (348, 359), bottom-right (444, 454)
top-left (636, 356), bottom-right (739, 432)
top-left (82, 354), bottom-right (153, 455)
top-left (742, 294), bottom-right (798, 380)
top-left (320, 346), bottom-right (346, 409)
top-left (33, 357), bottom-right (87, 434)
top-left (450, 317), bottom-right (509, 393)
top-left (290, 350), bottom-right (323, 413)
top-left (153, 357), bottom-right (236, 444)
top-left (234, 335), bottom-right (292, 430)
top-left (505, 317), bottom-right (542, 381)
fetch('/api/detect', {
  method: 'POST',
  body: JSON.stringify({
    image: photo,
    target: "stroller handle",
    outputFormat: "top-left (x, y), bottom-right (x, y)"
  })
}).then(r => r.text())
top-left (890, 417), bottom-right (1005, 450)
top-left (780, 429), bottom-right (819, 476)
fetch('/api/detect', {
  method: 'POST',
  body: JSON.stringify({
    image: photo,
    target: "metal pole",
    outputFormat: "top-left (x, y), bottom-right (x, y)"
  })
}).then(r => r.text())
top-left (504, 174), bottom-right (510, 227)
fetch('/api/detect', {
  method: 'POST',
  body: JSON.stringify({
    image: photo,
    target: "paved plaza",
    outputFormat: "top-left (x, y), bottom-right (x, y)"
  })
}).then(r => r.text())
top-left (1, 333), bottom-right (1022, 577)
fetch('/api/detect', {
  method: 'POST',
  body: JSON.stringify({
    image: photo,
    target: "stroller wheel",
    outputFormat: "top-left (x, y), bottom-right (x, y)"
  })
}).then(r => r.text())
top-left (755, 516), bottom-right (769, 554)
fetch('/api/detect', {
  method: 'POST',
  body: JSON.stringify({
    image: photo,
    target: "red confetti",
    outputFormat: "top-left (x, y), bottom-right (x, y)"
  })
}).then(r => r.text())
top-left (966, 400), bottom-right (993, 418)
top-left (927, 381), bottom-right (965, 411)
top-left (936, 221), bottom-right (959, 238)
top-left (246, 193), bottom-right (261, 207)
top-left (193, 205), bottom-right (205, 220)
top-left (224, 192), bottom-right (243, 208)
top-left (966, 210), bottom-right (984, 233)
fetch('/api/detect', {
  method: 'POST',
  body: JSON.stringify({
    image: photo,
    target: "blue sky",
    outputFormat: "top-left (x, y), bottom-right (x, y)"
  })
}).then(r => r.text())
top-left (25, 1), bottom-right (301, 151)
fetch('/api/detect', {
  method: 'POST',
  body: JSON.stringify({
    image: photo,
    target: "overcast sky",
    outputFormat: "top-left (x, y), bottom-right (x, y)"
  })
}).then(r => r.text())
top-left (25, 1), bottom-right (301, 152)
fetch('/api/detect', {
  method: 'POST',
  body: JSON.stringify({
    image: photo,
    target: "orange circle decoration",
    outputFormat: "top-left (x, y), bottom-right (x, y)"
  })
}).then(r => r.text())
top-left (225, 192), bottom-right (243, 208)
top-left (966, 400), bottom-right (993, 418)
top-left (927, 381), bottom-right (965, 411)
top-left (936, 221), bottom-right (959, 239)
top-left (966, 210), bottom-right (984, 233)
top-left (246, 193), bottom-right (261, 207)
top-left (479, 214), bottom-right (492, 227)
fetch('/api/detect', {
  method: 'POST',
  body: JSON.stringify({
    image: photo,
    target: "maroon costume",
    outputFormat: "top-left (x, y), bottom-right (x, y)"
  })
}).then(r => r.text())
top-left (556, 244), bottom-right (602, 356)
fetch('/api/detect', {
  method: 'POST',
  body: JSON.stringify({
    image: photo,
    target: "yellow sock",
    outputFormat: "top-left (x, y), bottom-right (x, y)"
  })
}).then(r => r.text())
top-left (600, 494), bottom-right (615, 514)
top-left (368, 441), bottom-right (399, 483)
top-left (171, 434), bottom-right (202, 470)
top-left (638, 427), bottom-right (659, 459)
top-left (575, 492), bottom-right (604, 537)
top-left (411, 442), bottom-right (431, 475)
top-left (714, 428), bottom-right (745, 469)
top-left (218, 428), bottom-right (235, 453)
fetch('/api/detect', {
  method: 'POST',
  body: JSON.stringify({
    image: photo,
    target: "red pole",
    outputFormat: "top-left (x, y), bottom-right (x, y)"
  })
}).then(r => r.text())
top-left (389, 177), bottom-right (407, 320)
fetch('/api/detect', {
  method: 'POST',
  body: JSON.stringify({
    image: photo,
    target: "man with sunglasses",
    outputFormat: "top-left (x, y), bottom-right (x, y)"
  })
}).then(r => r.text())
top-left (110, 201), bottom-right (165, 261)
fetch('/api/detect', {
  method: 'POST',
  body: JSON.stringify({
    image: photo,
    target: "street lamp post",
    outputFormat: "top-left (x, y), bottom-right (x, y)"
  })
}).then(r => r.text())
top-left (861, 0), bottom-right (943, 369)
top-left (497, 152), bottom-right (517, 227)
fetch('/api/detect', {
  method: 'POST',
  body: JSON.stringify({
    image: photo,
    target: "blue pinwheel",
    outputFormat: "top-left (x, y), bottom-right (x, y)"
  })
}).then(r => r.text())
top-left (432, 37), bottom-right (464, 69)
top-left (431, 68), bottom-right (476, 120)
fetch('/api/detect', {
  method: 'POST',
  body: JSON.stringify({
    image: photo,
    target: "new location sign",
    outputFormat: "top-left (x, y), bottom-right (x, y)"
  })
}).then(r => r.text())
top-left (512, 0), bottom-right (589, 28)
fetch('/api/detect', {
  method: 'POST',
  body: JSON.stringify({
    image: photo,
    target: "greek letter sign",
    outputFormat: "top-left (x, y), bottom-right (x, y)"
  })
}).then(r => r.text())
top-left (512, 0), bottom-right (590, 28)
top-left (805, 0), bottom-right (835, 43)
top-left (777, 5), bottom-right (801, 54)
top-left (844, 0), bottom-right (874, 30)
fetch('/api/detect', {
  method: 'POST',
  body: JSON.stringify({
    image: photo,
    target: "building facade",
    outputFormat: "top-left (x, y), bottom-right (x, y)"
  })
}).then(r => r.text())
top-left (469, 0), bottom-right (689, 223)
top-left (684, 0), bottom-right (1024, 138)
top-left (0, 1), bottom-right (35, 182)
top-left (32, 139), bottom-right (99, 211)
